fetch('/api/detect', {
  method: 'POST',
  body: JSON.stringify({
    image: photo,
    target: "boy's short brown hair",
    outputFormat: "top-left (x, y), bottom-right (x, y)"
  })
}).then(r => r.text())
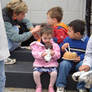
top-left (47, 7), bottom-right (63, 22)
top-left (68, 19), bottom-right (85, 35)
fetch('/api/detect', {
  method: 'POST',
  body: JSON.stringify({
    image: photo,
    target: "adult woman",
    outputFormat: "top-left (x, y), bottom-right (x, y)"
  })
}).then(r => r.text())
top-left (2, 0), bottom-right (40, 64)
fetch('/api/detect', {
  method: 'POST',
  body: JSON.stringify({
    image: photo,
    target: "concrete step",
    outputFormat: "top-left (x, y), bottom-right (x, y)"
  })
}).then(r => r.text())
top-left (5, 62), bottom-right (49, 89)
top-left (4, 88), bottom-right (77, 92)
top-left (5, 61), bottom-right (77, 90)
top-left (10, 48), bottom-right (34, 62)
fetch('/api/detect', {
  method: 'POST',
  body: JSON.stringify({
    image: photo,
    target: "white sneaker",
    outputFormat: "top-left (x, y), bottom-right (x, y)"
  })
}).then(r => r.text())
top-left (78, 89), bottom-right (87, 92)
top-left (5, 58), bottom-right (16, 64)
top-left (56, 87), bottom-right (65, 92)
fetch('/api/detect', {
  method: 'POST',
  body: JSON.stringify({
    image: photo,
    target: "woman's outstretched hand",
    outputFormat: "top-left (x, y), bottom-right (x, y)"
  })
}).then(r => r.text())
top-left (30, 25), bottom-right (41, 40)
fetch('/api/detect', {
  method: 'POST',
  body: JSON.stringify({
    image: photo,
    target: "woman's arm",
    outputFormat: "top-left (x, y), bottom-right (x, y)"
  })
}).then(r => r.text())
top-left (5, 22), bottom-right (32, 43)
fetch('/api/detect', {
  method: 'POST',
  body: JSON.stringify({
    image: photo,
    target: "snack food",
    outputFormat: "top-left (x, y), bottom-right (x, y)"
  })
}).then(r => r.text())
top-left (62, 51), bottom-right (77, 60)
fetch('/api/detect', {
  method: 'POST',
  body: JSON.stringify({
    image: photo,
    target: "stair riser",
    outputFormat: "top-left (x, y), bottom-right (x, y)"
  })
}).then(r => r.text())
top-left (5, 72), bottom-right (77, 90)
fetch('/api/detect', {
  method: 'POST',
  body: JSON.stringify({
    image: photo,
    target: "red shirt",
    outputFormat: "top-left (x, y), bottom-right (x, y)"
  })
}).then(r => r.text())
top-left (53, 22), bottom-right (68, 44)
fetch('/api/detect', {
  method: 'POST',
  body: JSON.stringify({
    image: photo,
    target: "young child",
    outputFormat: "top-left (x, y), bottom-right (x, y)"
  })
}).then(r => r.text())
top-left (47, 7), bottom-right (68, 45)
top-left (30, 24), bottom-right (60, 92)
top-left (56, 19), bottom-right (89, 92)
top-left (72, 35), bottom-right (92, 92)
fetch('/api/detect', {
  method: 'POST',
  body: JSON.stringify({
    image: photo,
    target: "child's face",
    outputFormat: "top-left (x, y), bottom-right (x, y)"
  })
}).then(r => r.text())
top-left (41, 33), bottom-right (52, 44)
top-left (47, 14), bottom-right (55, 25)
top-left (68, 26), bottom-right (82, 40)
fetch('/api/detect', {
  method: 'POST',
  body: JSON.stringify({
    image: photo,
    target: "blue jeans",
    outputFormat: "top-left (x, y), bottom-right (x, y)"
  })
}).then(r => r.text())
top-left (56, 60), bottom-right (84, 89)
top-left (0, 60), bottom-right (6, 92)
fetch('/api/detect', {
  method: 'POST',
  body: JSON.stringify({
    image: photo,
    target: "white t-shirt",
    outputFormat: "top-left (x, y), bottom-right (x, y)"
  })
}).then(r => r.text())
top-left (0, 2), bottom-right (10, 61)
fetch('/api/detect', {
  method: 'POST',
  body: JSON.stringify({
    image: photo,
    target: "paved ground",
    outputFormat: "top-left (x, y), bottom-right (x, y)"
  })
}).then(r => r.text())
top-left (4, 88), bottom-right (77, 92)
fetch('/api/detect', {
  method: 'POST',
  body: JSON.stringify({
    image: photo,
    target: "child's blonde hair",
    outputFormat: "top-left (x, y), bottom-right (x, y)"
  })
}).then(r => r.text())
top-left (6, 0), bottom-right (28, 15)
top-left (47, 7), bottom-right (63, 22)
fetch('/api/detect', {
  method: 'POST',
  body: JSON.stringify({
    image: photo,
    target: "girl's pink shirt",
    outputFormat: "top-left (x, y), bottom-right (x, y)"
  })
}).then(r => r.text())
top-left (30, 40), bottom-right (61, 67)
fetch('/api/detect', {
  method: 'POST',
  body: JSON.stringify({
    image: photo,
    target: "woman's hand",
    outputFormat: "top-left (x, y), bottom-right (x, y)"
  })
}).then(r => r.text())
top-left (30, 25), bottom-right (40, 33)
top-left (30, 25), bottom-right (41, 40)
top-left (62, 43), bottom-right (69, 52)
top-left (79, 65), bottom-right (90, 72)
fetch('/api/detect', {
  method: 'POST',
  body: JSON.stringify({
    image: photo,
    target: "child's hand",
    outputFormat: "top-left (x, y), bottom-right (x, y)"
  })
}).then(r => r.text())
top-left (79, 65), bottom-right (90, 71)
top-left (73, 56), bottom-right (80, 62)
top-left (62, 43), bottom-right (69, 51)
top-left (50, 50), bottom-right (55, 56)
top-left (41, 52), bottom-right (47, 57)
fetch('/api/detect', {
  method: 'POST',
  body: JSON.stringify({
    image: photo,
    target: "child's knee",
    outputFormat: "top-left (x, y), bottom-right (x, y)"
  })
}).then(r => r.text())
top-left (60, 60), bottom-right (71, 68)
top-left (33, 71), bottom-right (41, 77)
top-left (50, 71), bottom-right (57, 77)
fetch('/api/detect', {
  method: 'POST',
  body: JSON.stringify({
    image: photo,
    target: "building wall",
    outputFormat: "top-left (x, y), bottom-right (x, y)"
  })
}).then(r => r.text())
top-left (1, 0), bottom-right (86, 24)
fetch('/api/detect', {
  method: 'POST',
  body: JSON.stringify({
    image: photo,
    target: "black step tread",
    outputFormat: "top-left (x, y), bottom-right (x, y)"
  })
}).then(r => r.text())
top-left (5, 62), bottom-right (33, 73)
top-left (10, 48), bottom-right (34, 62)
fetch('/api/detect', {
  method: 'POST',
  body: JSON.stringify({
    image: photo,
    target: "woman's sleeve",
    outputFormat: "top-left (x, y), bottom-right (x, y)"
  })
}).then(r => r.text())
top-left (82, 35), bottom-right (92, 67)
top-left (5, 22), bottom-right (32, 43)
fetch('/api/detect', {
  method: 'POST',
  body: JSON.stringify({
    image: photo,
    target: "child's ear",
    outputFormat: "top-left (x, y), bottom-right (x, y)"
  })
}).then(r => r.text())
top-left (76, 32), bottom-right (81, 36)
top-left (53, 18), bottom-right (57, 23)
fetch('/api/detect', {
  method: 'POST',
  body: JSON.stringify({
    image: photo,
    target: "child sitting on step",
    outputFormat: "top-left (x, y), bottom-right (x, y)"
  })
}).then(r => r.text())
top-left (30, 24), bottom-right (60, 92)
top-left (56, 19), bottom-right (89, 92)
top-left (47, 7), bottom-right (68, 45)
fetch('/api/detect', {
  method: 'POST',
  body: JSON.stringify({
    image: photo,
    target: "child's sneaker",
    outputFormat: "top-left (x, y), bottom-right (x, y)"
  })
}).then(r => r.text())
top-left (35, 87), bottom-right (42, 92)
top-left (48, 86), bottom-right (55, 92)
top-left (56, 87), bottom-right (65, 92)
top-left (5, 58), bottom-right (16, 64)
top-left (78, 89), bottom-right (87, 92)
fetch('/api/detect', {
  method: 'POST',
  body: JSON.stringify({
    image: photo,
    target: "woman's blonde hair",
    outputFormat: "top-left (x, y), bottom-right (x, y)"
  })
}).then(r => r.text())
top-left (6, 0), bottom-right (28, 15)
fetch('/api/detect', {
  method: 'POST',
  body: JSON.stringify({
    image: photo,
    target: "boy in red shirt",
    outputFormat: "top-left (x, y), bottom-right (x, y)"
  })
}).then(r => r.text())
top-left (47, 7), bottom-right (68, 45)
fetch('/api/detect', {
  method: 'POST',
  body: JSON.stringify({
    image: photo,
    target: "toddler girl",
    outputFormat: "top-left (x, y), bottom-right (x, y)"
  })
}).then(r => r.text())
top-left (30, 24), bottom-right (60, 92)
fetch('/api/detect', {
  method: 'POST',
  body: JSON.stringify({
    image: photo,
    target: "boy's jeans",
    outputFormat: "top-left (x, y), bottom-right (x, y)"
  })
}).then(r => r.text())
top-left (0, 60), bottom-right (6, 92)
top-left (56, 60), bottom-right (85, 89)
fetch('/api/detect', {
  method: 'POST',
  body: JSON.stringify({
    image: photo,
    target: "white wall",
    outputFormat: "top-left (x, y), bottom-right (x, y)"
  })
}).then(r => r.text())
top-left (1, 0), bottom-right (86, 24)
